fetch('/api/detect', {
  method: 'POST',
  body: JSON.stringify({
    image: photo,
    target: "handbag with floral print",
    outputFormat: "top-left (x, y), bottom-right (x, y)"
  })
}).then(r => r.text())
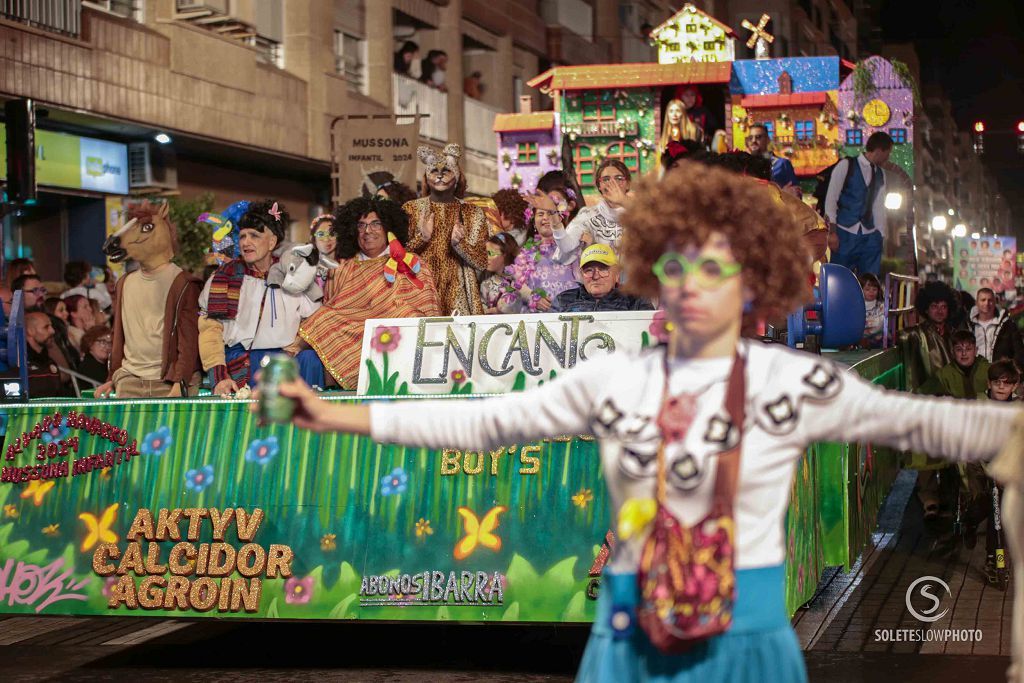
top-left (636, 346), bottom-right (745, 654)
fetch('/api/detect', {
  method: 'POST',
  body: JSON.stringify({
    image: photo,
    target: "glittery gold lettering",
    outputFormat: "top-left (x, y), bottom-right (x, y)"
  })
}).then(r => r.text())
top-left (127, 508), bottom-right (155, 540)
top-left (489, 447), bottom-right (504, 475)
top-left (189, 577), bottom-right (218, 612)
top-left (478, 323), bottom-right (514, 377)
top-left (519, 445), bottom-right (541, 475)
top-left (138, 576), bottom-right (166, 609)
top-left (168, 542), bottom-right (196, 575)
top-left (154, 508), bottom-right (183, 541)
top-left (181, 508), bottom-right (208, 541)
top-left (440, 449), bottom-right (461, 475)
top-left (108, 575), bottom-right (138, 609)
top-left (117, 542), bottom-right (146, 575)
top-left (580, 330), bottom-right (615, 361)
top-left (462, 451), bottom-right (484, 475)
top-left (532, 320), bottom-right (567, 368)
top-left (92, 543), bottom-right (119, 576)
top-left (501, 322), bottom-right (540, 377)
top-left (230, 577), bottom-right (262, 612)
top-left (235, 544), bottom-right (267, 577)
top-left (234, 508), bottom-right (264, 542)
top-left (265, 544), bottom-right (294, 578)
top-left (207, 543), bottom-right (236, 577)
top-left (143, 542), bottom-right (167, 574)
top-left (208, 508), bottom-right (234, 541)
top-left (164, 576), bottom-right (190, 610)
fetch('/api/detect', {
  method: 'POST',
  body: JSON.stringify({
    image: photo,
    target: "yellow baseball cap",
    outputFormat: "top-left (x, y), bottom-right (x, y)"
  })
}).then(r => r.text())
top-left (580, 244), bottom-right (618, 267)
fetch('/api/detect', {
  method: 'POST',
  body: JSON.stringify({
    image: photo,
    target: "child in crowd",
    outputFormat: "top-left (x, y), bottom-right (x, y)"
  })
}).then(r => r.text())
top-left (918, 330), bottom-right (989, 399)
top-left (309, 214), bottom-right (340, 291)
top-left (480, 232), bottom-right (520, 314)
top-left (966, 360), bottom-right (1020, 589)
top-left (860, 273), bottom-right (884, 348)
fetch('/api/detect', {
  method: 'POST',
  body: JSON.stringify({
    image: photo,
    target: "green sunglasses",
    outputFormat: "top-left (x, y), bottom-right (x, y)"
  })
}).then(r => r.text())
top-left (652, 253), bottom-right (742, 288)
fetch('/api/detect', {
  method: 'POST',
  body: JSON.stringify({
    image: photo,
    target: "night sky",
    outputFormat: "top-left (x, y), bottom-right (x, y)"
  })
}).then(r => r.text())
top-left (880, 0), bottom-right (1024, 232)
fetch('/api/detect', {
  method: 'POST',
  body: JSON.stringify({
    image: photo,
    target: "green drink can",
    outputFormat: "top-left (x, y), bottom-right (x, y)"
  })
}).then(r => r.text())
top-left (258, 354), bottom-right (298, 424)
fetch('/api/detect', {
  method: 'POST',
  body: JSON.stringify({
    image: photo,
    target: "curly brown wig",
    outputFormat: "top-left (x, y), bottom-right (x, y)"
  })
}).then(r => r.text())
top-left (491, 189), bottom-right (528, 232)
top-left (620, 161), bottom-right (812, 322)
top-left (333, 196), bottom-right (409, 260)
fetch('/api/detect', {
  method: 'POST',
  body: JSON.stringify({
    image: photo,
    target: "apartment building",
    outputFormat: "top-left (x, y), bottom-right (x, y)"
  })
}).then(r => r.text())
top-left (0, 0), bottom-right (674, 278)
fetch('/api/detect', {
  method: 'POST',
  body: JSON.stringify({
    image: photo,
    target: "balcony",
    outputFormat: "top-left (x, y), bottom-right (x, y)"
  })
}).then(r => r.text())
top-left (2, 0), bottom-right (81, 37)
top-left (392, 74), bottom-right (448, 143)
top-left (464, 97), bottom-right (501, 158)
top-left (541, 0), bottom-right (593, 41)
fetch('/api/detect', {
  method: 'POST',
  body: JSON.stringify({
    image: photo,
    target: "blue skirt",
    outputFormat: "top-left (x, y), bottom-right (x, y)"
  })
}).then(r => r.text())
top-left (575, 564), bottom-right (807, 683)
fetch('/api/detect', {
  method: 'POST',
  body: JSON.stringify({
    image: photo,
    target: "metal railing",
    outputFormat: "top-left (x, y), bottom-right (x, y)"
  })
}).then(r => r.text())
top-left (392, 74), bottom-right (448, 143)
top-left (882, 272), bottom-right (919, 349)
top-left (463, 97), bottom-right (501, 158)
top-left (1, 0), bottom-right (81, 37)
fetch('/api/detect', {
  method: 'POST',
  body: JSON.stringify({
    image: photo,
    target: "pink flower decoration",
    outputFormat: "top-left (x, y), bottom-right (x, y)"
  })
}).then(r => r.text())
top-left (102, 576), bottom-right (119, 598)
top-left (284, 576), bottom-right (314, 604)
top-left (370, 326), bottom-right (401, 354)
top-left (450, 370), bottom-right (467, 384)
top-left (648, 310), bottom-right (672, 344)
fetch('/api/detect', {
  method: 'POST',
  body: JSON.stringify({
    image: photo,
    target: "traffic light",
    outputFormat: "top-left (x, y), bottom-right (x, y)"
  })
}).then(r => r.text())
top-left (973, 121), bottom-right (985, 155)
top-left (1017, 120), bottom-right (1024, 154)
top-left (4, 98), bottom-right (36, 205)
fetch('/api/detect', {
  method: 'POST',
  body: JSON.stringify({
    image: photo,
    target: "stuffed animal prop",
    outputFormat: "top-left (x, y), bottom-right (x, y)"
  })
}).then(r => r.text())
top-left (267, 243), bottom-right (323, 302)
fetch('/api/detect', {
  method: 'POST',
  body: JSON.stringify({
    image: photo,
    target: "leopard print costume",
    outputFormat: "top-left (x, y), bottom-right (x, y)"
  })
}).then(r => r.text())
top-left (404, 197), bottom-right (488, 316)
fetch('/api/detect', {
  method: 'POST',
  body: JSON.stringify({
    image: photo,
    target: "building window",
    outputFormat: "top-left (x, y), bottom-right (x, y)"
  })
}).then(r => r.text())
top-left (582, 92), bottom-right (616, 122)
top-left (517, 142), bottom-right (539, 164)
top-left (845, 129), bottom-right (863, 146)
top-left (890, 128), bottom-right (908, 144)
top-left (604, 142), bottom-right (639, 173)
top-left (794, 120), bottom-right (816, 141)
top-left (335, 31), bottom-right (367, 95)
top-left (574, 145), bottom-right (595, 187)
top-left (85, 0), bottom-right (142, 21)
top-left (252, 35), bottom-right (284, 69)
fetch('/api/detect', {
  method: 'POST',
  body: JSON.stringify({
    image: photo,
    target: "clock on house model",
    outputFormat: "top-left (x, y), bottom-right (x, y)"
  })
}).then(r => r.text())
top-left (862, 99), bottom-right (891, 127)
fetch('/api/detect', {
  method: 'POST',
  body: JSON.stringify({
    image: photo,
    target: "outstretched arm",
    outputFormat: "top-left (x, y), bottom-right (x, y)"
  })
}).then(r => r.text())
top-left (268, 356), bottom-right (613, 451)
top-left (803, 366), bottom-right (1019, 462)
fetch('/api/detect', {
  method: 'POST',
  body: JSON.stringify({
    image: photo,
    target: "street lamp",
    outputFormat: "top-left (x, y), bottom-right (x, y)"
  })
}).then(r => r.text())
top-left (884, 191), bottom-right (903, 210)
top-left (971, 232), bottom-right (981, 239)
top-left (154, 132), bottom-right (172, 144)
top-left (931, 215), bottom-right (948, 231)
top-left (947, 208), bottom-right (955, 216)
top-left (952, 223), bottom-right (967, 237)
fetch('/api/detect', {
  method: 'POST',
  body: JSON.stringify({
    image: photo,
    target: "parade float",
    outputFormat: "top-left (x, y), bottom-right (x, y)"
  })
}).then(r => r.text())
top-left (0, 4), bottom-right (915, 627)
top-left (0, 304), bottom-right (902, 624)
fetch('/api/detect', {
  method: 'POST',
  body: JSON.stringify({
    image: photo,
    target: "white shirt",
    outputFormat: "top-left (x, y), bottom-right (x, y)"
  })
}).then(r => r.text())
top-left (61, 284), bottom-right (113, 311)
top-left (371, 340), bottom-right (1017, 571)
top-left (971, 306), bottom-right (1003, 361)
top-left (824, 154), bottom-right (887, 236)
top-left (553, 200), bottom-right (624, 262)
top-left (199, 274), bottom-right (320, 350)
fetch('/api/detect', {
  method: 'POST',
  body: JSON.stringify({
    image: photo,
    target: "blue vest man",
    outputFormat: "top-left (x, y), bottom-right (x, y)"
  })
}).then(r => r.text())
top-left (745, 123), bottom-right (799, 191)
top-left (824, 131), bottom-right (894, 276)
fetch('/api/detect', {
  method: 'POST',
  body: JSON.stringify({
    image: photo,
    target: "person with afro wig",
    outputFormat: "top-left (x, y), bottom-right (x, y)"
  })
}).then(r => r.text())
top-left (263, 164), bottom-right (1022, 683)
top-left (299, 196), bottom-right (440, 389)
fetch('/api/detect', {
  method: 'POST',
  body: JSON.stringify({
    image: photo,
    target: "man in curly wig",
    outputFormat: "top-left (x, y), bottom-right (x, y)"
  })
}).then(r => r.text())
top-left (199, 199), bottom-right (323, 394)
top-left (299, 196), bottom-right (440, 389)
top-left (271, 161), bottom-right (1021, 683)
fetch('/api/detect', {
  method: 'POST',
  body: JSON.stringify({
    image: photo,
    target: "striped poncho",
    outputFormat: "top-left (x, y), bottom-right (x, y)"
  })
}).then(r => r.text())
top-left (299, 255), bottom-right (440, 389)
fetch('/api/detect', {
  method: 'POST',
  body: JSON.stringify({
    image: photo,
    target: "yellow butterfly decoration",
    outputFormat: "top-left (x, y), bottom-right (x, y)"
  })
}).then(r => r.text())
top-left (3, 504), bottom-right (19, 519)
top-left (20, 480), bottom-right (55, 506)
top-left (453, 505), bottom-right (507, 560)
top-left (572, 488), bottom-right (594, 509)
top-left (617, 498), bottom-right (657, 541)
top-left (79, 503), bottom-right (119, 552)
top-left (42, 523), bottom-right (60, 537)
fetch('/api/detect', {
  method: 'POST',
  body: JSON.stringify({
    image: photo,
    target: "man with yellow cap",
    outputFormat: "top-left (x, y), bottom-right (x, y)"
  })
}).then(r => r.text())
top-left (552, 245), bottom-right (654, 313)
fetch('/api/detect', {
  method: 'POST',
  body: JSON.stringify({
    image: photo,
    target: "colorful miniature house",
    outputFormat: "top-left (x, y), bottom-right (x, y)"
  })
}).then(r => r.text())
top-left (838, 56), bottom-right (915, 178)
top-left (730, 57), bottom-right (842, 178)
top-left (492, 111), bottom-right (561, 191)
top-left (527, 62), bottom-right (731, 195)
top-left (650, 3), bottom-right (737, 64)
